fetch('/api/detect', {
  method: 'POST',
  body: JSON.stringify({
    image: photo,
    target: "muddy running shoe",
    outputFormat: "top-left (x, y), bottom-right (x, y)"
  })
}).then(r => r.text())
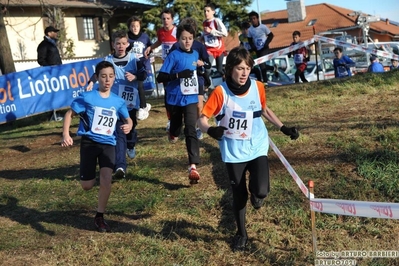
top-left (168, 132), bottom-right (178, 144)
top-left (137, 108), bottom-right (149, 120)
top-left (196, 128), bottom-right (203, 140)
top-left (188, 166), bottom-right (200, 184)
top-left (94, 216), bottom-right (110, 232)
top-left (114, 167), bottom-right (125, 179)
top-left (233, 234), bottom-right (248, 252)
top-left (250, 194), bottom-right (264, 210)
top-left (127, 148), bottom-right (136, 159)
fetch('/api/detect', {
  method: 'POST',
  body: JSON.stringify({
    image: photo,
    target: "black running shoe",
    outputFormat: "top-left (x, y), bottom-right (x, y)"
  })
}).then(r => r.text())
top-left (250, 194), bottom-right (264, 210)
top-left (94, 216), bottom-right (110, 232)
top-left (233, 234), bottom-right (248, 252)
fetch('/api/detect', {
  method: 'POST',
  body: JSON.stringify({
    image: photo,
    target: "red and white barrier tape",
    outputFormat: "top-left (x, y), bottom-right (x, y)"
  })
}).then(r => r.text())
top-left (269, 136), bottom-right (399, 219)
top-left (268, 136), bottom-right (313, 198)
top-left (315, 35), bottom-right (399, 61)
top-left (310, 198), bottom-right (399, 219)
top-left (254, 38), bottom-right (316, 66)
top-left (253, 35), bottom-right (398, 67)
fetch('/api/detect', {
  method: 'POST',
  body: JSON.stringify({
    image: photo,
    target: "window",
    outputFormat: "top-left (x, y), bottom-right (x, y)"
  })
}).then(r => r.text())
top-left (76, 16), bottom-right (101, 41)
top-left (307, 19), bottom-right (317, 26)
top-left (270, 21), bottom-right (279, 28)
top-left (83, 17), bottom-right (95, 40)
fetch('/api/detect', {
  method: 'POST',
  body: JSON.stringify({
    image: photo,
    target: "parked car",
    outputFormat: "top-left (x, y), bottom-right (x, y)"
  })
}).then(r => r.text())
top-left (287, 61), bottom-right (335, 82)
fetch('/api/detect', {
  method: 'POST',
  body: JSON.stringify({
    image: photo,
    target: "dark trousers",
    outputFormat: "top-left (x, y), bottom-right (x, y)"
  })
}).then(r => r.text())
top-left (169, 103), bottom-right (200, 165)
top-left (126, 109), bottom-right (138, 150)
top-left (115, 120), bottom-right (127, 172)
top-left (256, 49), bottom-right (275, 82)
top-left (225, 156), bottom-right (270, 237)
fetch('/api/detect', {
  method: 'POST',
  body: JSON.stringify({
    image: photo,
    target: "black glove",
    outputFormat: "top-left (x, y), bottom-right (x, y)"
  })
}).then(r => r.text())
top-left (177, 69), bottom-right (193, 79)
top-left (207, 126), bottom-right (227, 141)
top-left (280, 125), bottom-right (299, 140)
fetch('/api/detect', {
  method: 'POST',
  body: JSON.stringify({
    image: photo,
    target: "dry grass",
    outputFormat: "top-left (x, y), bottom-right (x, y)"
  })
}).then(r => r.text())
top-left (1, 71), bottom-right (399, 265)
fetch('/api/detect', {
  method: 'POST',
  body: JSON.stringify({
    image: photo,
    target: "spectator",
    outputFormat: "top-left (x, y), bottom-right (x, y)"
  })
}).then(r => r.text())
top-left (247, 11), bottom-right (275, 82)
top-left (368, 55), bottom-right (384, 73)
top-left (390, 58), bottom-right (399, 70)
top-left (198, 46), bottom-right (299, 252)
top-left (126, 16), bottom-right (152, 120)
top-left (156, 23), bottom-right (202, 184)
top-left (61, 61), bottom-right (133, 232)
top-left (333, 47), bottom-right (355, 78)
top-left (239, 21), bottom-right (262, 82)
top-left (288, 31), bottom-right (309, 83)
top-left (37, 26), bottom-right (63, 121)
top-left (202, 3), bottom-right (228, 78)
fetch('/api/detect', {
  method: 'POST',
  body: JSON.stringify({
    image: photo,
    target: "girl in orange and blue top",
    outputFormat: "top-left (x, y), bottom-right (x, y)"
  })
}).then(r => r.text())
top-left (198, 47), bottom-right (299, 252)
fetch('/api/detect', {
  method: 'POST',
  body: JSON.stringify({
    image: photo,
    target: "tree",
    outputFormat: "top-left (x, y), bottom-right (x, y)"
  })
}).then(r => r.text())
top-left (0, 5), bottom-right (16, 74)
top-left (141, 0), bottom-right (252, 40)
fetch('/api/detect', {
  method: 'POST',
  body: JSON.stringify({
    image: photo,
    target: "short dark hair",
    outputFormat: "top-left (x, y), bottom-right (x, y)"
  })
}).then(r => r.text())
top-left (112, 30), bottom-right (128, 42)
top-left (333, 47), bottom-right (343, 53)
top-left (248, 11), bottom-right (259, 19)
top-left (177, 23), bottom-right (196, 39)
top-left (180, 17), bottom-right (198, 33)
top-left (161, 8), bottom-right (174, 18)
top-left (204, 3), bottom-right (216, 10)
top-left (292, 30), bottom-right (301, 37)
top-left (241, 21), bottom-right (251, 29)
top-left (127, 16), bottom-right (141, 27)
top-left (225, 46), bottom-right (254, 76)
top-left (95, 61), bottom-right (115, 76)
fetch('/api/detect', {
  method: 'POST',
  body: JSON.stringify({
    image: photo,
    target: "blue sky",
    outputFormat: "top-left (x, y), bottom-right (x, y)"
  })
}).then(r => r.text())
top-left (132, 0), bottom-right (398, 21)
top-left (249, 0), bottom-right (398, 20)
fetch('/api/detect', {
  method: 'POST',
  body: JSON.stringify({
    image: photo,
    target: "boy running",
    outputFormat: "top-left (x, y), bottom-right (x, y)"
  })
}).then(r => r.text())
top-left (62, 61), bottom-right (133, 232)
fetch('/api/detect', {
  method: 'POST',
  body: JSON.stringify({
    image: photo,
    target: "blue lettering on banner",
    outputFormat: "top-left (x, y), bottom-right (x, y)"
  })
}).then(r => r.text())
top-left (101, 109), bottom-right (113, 116)
top-left (0, 58), bottom-right (102, 124)
top-left (232, 111), bottom-right (246, 118)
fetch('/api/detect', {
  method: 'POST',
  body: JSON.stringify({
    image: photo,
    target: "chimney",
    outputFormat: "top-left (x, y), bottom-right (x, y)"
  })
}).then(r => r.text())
top-left (287, 0), bottom-right (307, 23)
top-left (386, 18), bottom-right (390, 25)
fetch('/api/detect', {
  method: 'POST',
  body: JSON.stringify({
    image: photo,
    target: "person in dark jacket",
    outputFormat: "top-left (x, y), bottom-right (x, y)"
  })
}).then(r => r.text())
top-left (37, 26), bottom-right (63, 121)
top-left (37, 26), bottom-right (62, 66)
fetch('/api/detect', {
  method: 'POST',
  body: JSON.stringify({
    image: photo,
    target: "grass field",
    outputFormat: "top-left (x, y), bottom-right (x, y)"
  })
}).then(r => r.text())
top-left (1, 71), bottom-right (399, 265)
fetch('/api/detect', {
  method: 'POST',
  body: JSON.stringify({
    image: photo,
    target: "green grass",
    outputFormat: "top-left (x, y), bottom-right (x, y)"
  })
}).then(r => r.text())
top-left (1, 71), bottom-right (399, 265)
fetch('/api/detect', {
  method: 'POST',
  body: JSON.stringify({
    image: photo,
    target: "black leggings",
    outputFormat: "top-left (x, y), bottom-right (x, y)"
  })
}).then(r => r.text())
top-left (225, 156), bottom-right (270, 237)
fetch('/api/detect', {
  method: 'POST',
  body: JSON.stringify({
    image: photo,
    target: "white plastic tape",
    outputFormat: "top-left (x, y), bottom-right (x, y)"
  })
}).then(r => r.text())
top-left (268, 136), bottom-right (311, 198)
top-left (253, 35), bottom-right (399, 67)
top-left (310, 198), bottom-right (399, 219)
top-left (315, 35), bottom-right (399, 60)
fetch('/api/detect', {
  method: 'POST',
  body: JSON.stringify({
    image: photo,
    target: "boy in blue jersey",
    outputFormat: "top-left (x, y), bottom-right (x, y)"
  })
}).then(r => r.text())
top-left (126, 16), bottom-right (153, 120)
top-left (198, 47), bottom-right (299, 251)
top-left (390, 58), bottom-right (399, 70)
top-left (62, 61), bottom-right (133, 232)
top-left (87, 30), bottom-right (147, 177)
top-left (170, 17), bottom-right (212, 140)
top-left (368, 55), bottom-right (385, 73)
top-left (156, 23), bottom-right (202, 184)
top-left (333, 47), bottom-right (355, 78)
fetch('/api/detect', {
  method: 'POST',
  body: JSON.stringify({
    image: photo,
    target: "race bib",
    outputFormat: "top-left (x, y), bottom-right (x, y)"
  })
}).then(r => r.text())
top-left (256, 36), bottom-right (266, 50)
top-left (91, 107), bottom-right (117, 136)
top-left (118, 85), bottom-right (138, 110)
top-left (162, 42), bottom-right (174, 60)
top-left (337, 66), bottom-right (348, 76)
top-left (220, 108), bottom-right (253, 140)
top-left (204, 34), bottom-right (220, 48)
top-left (294, 54), bottom-right (304, 64)
top-left (180, 70), bottom-right (198, 95)
top-left (130, 43), bottom-right (145, 59)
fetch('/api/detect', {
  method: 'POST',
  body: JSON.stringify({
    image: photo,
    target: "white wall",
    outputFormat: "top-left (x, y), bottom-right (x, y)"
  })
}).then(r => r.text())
top-left (6, 16), bottom-right (111, 62)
